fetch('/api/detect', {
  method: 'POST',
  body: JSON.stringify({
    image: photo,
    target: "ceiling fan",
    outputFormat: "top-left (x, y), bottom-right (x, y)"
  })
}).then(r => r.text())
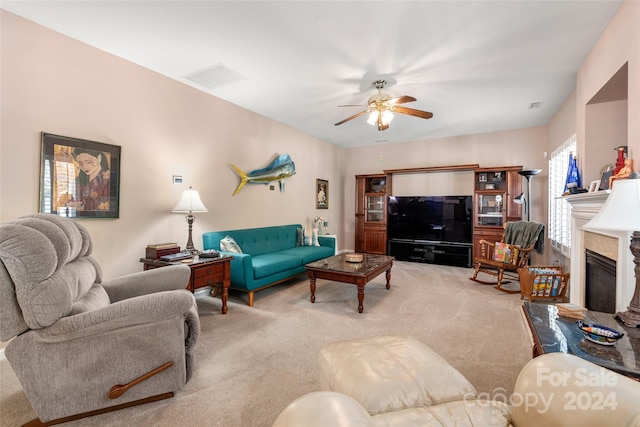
top-left (335, 79), bottom-right (433, 131)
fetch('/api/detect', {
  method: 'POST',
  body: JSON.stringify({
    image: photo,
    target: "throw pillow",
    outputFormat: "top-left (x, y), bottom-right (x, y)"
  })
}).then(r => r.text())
top-left (220, 235), bottom-right (243, 253)
top-left (296, 227), bottom-right (304, 247)
top-left (493, 242), bottom-right (511, 263)
top-left (312, 228), bottom-right (320, 246)
top-left (304, 228), bottom-right (312, 246)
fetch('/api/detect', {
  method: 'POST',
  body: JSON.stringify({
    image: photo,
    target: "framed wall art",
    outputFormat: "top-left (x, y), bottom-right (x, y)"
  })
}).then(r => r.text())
top-left (316, 179), bottom-right (328, 209)
top-left (39, 132), bottom-right (121, 218)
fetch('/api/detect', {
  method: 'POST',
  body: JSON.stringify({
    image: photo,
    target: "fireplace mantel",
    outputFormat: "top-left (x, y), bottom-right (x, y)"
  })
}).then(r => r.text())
top-left (564, 191), bottom-right (635, 312)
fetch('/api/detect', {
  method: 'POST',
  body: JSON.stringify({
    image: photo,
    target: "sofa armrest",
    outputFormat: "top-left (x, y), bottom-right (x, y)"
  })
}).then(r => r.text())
top-left (318, 236), bottom-right (336, 253)
top-left (222, 252), bottom-right (253, 287)
top-left (511, 353), bottom-right (640, 427)
top-left (102, 264), bottom-right (191, 302)
top-left (273, 392), bottom-right (373, 427)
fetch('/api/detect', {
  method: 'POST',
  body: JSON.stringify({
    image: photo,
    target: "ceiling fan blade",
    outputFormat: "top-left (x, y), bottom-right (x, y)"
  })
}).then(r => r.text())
top-left (394, 106), bottom-right (433, 119)
top-left (387, 95), bottom-right (416, 105)
top-left (335, 110), bottom-right (368, 126)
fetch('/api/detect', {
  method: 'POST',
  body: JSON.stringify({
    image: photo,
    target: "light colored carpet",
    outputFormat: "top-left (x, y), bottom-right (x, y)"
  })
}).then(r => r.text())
top-left (0, 261), bottom-right (532, 426)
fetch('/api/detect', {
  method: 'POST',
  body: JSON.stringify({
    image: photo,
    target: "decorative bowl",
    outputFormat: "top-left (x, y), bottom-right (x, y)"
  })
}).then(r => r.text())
top-left (345, 253), bottom-right (364, 263)
top-left (577, 320), bottom-right (624, 346)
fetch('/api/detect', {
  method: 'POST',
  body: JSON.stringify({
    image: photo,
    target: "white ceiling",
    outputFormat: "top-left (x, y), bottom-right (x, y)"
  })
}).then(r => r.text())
top-left (2, 1), bottom-right (623, 148)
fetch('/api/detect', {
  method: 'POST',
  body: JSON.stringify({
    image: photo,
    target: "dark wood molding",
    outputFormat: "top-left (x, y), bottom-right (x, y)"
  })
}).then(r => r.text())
top-left (383, 164), bottom-right (479, 174)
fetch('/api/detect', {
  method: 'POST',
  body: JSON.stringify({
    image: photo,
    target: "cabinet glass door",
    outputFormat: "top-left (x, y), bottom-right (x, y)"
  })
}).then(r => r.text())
top-left (476, 193), bottom-right (505, 226)
top-left (366, 195), bottom-right (385, 223)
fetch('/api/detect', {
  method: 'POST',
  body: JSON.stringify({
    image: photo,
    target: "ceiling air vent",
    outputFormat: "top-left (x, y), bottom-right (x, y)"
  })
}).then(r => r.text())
top-left (185, 64), bottom-right (246, 89)
top-left (529, 101), bottom-right (542, 109)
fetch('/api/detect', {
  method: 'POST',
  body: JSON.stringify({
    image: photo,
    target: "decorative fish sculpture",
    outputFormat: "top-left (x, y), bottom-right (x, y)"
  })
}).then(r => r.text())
top-left (229, 153), bottom-right (296, 195)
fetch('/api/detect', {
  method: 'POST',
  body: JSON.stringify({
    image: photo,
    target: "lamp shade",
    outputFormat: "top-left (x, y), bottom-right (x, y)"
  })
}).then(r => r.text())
top-left (172, 187), bottom-right (208, 213)
top-left (514, 192), bottom-right (525, 204)
top-left (584, 178), bottom-right (640, 231)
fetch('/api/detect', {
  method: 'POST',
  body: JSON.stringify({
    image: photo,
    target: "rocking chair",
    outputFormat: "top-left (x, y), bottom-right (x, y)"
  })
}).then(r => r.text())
top-left (470, 221), bottom-right (545, 293)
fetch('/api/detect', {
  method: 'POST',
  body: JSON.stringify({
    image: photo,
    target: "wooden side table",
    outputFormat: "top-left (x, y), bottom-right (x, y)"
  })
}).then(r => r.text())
top-left (140, 255), bottom-right (233, 314)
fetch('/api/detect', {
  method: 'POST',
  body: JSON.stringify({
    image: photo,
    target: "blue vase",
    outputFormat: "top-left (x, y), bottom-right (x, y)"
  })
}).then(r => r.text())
top-left (564, 153), bottom-right (582, 193)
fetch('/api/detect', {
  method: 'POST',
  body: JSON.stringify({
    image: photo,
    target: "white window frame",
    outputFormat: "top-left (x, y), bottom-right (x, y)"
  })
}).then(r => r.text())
top-left (548, 134), bottom-right (576, 257)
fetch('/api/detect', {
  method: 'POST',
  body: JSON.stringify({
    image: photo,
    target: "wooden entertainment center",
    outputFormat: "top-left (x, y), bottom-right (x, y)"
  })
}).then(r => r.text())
top-left (355, 164), bottom-right (523, 267)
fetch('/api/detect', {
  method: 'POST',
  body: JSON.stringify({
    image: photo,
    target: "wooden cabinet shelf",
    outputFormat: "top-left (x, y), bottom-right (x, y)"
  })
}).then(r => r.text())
top-left (355, 174), bottom-right (388, 254)
top-left (472, 166), bottom-right (523, 258)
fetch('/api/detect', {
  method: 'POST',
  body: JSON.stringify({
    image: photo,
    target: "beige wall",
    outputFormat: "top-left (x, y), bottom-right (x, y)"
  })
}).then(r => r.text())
top-left (0, 11), bottom-right (343, 278)
top-left (577, 0), bottom-right (639, 181)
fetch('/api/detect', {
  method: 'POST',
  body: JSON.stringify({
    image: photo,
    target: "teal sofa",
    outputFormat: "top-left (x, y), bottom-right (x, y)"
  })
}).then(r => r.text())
top-left (202, 225), bottom-right (335, 306)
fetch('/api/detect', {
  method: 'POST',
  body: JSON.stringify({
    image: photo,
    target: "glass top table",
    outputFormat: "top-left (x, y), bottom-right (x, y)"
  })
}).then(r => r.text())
top-left (522, 302), bottom-right (640, 380)
top-left (305, 253), bottom-right (395, 313)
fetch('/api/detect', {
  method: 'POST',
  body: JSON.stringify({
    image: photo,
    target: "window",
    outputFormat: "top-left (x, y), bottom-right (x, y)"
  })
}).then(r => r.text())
top-left (548, 134), bottom-right (576, 257)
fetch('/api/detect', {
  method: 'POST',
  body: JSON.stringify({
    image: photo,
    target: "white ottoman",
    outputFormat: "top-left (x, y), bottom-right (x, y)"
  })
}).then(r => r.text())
top-left (318, 335), bottom-right (478, 416)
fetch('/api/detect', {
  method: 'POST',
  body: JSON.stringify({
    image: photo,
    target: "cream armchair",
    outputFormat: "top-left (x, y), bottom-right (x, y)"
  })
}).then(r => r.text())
top-left (273, 336), bottom-right (640, 427)
top-left (0, 214), bottom-right (200, 426)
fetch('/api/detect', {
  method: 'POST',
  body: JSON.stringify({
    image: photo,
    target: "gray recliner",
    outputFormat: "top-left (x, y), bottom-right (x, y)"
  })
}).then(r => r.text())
top-left (0, 214), bottom-right (200, 426)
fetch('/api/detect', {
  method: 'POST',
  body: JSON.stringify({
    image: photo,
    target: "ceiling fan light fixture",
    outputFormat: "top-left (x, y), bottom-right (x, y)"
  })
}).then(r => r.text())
top-left (367, 111), bottom-right (379, 126)
top-left (381, 110), bottom-right (394, 125)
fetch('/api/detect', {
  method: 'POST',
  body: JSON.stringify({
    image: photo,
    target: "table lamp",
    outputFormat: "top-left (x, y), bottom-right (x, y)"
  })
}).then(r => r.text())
top-left (584, 173), bottom-right (640, 327)
top-left (172, 186), bottom-right (208, 255)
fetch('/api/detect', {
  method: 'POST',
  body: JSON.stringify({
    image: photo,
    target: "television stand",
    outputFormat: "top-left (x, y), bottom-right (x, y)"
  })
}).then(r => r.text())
top-left (387, 239), bottom-right (472, 268)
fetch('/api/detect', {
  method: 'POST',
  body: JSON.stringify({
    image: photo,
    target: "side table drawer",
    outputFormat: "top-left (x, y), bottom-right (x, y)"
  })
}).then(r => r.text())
top-left (192, 264), bottom-right (224, 289)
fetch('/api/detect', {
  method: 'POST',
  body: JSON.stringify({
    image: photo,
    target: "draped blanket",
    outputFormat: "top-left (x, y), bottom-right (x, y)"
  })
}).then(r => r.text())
top-left (504, 221), bottom-right (545, 254)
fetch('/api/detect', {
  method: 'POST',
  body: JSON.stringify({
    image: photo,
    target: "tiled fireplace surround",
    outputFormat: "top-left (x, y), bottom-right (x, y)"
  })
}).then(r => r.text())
top-left (565, 191), bottom-right (635, 312)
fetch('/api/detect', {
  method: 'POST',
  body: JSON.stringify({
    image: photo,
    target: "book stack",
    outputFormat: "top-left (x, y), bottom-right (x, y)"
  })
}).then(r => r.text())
top-left (146, 242), bottom-right (180, 260)
top-left (556, 303), bottom-right (588, 320)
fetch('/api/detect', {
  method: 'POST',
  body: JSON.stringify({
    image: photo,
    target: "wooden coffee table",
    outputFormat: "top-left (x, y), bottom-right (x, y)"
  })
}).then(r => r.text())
top-left (305, 253), bottom-right (394, 313)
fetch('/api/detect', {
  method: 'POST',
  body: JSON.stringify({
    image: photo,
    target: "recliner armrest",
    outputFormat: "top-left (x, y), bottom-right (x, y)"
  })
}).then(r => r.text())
top-left (102, 264), bottom-right (191, 302)
top-left (273, 391), bottom-right (373, 427)
top-left (34, 290), bottom-right (198, 343)
top-left (511, 353), bottom-right (640, 427)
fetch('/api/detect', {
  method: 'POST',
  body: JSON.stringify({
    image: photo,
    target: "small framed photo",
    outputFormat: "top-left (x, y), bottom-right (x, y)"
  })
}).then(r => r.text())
top-left (485, 183), bottom-right (496, 190)
top-left (40, 132), bottom-right (121, 218)
top-left (316, 179), bottom-right (328, 209)
top-left (599, 165), bottom-right (614, 191)
top-left (588, 180), bottom-right (600, 192)
top-left (478, 173), bottom-right (487, 182)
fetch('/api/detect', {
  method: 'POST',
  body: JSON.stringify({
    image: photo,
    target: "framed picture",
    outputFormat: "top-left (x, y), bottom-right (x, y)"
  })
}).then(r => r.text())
top-left (588, 180), bottom-right (600, 192)
top-left (478, 173), bottom-right (487, 182)
top-left (39, 132), bottom-right (121, 218)
top-left (599, 164), bottom-right (614, 191)
top-left (316, 179), bottom-right (328, 209)
top-left (485, 183), bottom-right (495, 190)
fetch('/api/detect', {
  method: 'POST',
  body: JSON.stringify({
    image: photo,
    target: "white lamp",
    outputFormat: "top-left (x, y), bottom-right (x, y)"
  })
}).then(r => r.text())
top-left (584, 174), bottom-right (640, 327)
top-left (172, 186), bottom-right (208, 254)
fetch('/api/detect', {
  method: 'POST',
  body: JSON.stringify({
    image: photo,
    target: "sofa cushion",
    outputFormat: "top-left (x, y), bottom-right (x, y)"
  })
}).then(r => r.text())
top-left (279, 246), bottom-right (333, 264)
top-left (371, 400), bottom-right (511, 426)
top-left (319, 335), bottom-right (477, 416)
top-left (252, 254), bottom-right (301, 279)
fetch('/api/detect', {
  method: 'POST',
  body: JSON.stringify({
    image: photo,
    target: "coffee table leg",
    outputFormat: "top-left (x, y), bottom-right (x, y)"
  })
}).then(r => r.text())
top-left (357, 284), bottom-right (365, 313)
top-left (309, 273), bottom-right (316, 303)
top-left (386, 268), bottom-right (392, 289)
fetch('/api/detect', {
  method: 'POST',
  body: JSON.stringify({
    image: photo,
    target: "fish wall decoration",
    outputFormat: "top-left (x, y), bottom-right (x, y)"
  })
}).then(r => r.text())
top-left (229, 153), bottom-right (296, 196)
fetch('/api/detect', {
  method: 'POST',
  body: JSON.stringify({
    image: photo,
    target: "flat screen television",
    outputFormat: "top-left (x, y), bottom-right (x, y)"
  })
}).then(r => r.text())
top-left (387, 195), bottom-right (473, 244)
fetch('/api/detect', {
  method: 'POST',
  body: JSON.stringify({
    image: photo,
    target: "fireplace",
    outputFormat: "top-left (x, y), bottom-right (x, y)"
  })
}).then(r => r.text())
top-left (585, 249), bottom-right (616, 313)
top-left (565, 192), bottom-right (635, 312)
